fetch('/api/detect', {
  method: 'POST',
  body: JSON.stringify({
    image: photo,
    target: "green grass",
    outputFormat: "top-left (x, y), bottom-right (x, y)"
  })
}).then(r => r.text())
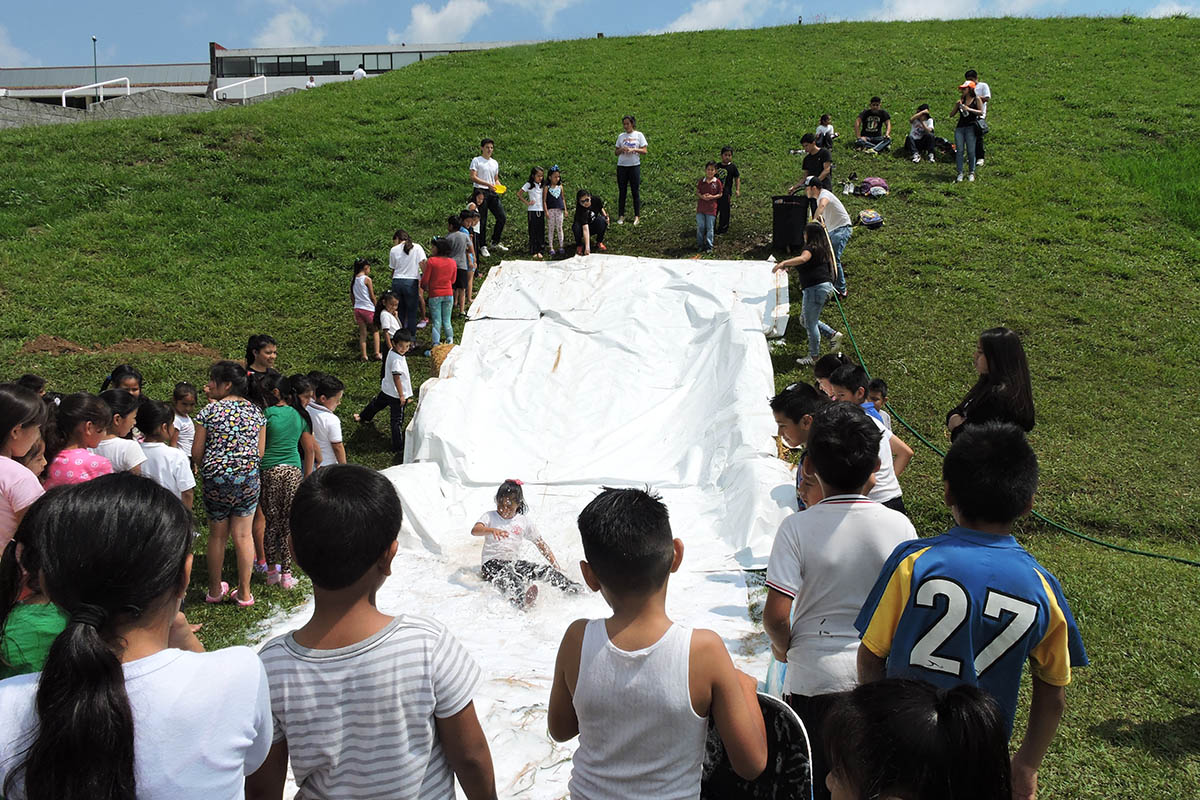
top-left (1, 16), bottom-right (1199, 797)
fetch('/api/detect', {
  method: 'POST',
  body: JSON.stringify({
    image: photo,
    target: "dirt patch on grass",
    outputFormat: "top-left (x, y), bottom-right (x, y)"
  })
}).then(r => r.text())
top-left (20, 335), bottom-right (221, 359)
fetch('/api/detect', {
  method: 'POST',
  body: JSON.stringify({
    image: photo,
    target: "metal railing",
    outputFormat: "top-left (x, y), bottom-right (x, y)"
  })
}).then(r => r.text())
top-left (213, 76), bottom-right (266, 101)
top-left (61, 77), bottom-right (130, 106)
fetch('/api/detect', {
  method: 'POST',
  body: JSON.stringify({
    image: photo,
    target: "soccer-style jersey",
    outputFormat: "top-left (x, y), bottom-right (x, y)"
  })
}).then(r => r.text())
top-left (855, 526), bottom-right (1087, 734)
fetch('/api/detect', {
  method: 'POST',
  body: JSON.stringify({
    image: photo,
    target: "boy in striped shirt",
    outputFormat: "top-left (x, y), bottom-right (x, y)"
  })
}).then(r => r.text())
top-left (247, 465), bottom-right (497, 800)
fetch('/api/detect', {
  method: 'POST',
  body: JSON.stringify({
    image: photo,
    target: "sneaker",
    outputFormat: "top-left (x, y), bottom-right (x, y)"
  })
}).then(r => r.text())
top-left (912, 153), bottom-right (921, 163)
top-left (480, 246), bottom-right (490, 258)
top-left (266, 568), bottom-right (280, 586)
top-left (928, 152), bottom-right (935, 162)
top-left (494, 242), bottom-right (509, 252)
top-left (279, 572), bottom-right (298, 590)
top-left (831, 331), bottom-right (844, 351)
top-left (956, 174), bottom-right (964, 182)
top-left (617, 216), bottom-right (625, 225)
top-left (968, 173), bottom-right (976, 182)
top-left (976, 158), bottom-right (985, 167)
top-left (533, 252), bottom-right (543, 259)
top-left (424, 350), bottom-right (432, 357)
top-left (416, 319), bottom-right (428, 329)
top-left (796, 356), bottom-right (815, 366)
top-left (632, 217), bottom-right (640, 226)
top-left (254, 560), bottom-right (268, 574)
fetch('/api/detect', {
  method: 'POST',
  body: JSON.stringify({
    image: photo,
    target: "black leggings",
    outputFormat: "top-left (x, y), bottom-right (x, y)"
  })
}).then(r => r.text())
top-left (481, 559), bottom-right (578, 604)
top-left (616, 164), bottom-right (642, 217)
top-left (528, 210), bottom-right (545, 255)
top-left (572, 216), bottom-right (608, 249)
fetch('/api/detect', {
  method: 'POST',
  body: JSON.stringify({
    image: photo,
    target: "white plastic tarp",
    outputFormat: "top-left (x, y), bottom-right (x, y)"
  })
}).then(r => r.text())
top-left (271, 255), bottom-right (794, 798)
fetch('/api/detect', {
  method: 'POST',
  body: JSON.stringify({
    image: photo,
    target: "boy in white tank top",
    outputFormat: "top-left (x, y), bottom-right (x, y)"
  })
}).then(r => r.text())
top-left (548, 488), bottom-right (767, 799)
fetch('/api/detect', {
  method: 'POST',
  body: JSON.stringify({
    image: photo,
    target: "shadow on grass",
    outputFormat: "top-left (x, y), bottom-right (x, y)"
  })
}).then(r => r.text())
top-left (1091, 713), bottom-right (1200, 761)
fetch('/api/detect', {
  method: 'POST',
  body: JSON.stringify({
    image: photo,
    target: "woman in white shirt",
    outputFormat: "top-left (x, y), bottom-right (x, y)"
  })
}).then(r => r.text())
top-left (388, 230), bottom-right (427, 334)
top-left (0, 473), bottom-right (272, 800)
top-left (614, 115), bottom-right (648, 225)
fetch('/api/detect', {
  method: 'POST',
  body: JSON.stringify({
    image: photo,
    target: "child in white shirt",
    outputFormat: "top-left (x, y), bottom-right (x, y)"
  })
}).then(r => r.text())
top-left (306, 373), bottom-right (345, 468)
top-left (519, 166), bottom-right (546, 259)
top-left (816, 113), bottom-right (837, 148)
top-left (171, 382), bottom-right (197, 464)
top-left (137, 401), bottom-right (196, 509)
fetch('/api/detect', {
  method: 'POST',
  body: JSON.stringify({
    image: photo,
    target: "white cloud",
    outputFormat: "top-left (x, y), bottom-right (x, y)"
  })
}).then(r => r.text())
top-left (868, 0), bottom-right (976, 21)
top-left (388, 0), bottom-right (490, 45)
top-left (658, 0), bottom-right (774, 32)
top-left (253, 6), bottom-right (325, 48)
top-left (1146, 1), bottom-right (1196, 15)
top-left (0, 24), bottom-right (37, 67)
top-left (501, 0), bottom-right (580, 27)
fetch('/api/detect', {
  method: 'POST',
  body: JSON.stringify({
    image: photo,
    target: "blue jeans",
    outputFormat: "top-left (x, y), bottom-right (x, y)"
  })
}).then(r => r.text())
top-left (802, 282), bottom-right (837, 358)
top-left (826, 225), bottom-right (851, 295)
top-left (955, 125), bottom-right (978, 175)
top-left (428, 295), bottom-right (454, 346)
top-left (391, 278), bottom-right (420, 333)
top-left (858, 136), bottom-right (891, 153)
top-left (696, 213), bottom-right (715, 251)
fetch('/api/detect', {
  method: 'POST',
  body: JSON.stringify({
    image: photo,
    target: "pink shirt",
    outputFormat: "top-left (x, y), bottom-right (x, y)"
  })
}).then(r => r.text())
top-left (0, 456), bottom-right (44, 550)
top-left (43, 448), bottom-right (113, 490)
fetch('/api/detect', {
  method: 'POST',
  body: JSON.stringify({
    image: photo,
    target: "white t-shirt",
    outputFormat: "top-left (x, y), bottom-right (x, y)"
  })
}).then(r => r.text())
top-left (866, 415), bottom-right (902, 504)
top-left (173, 413), bottom-right (195, 458)
top-left (258, 615), bottom-right (482, 800)
top-left (521, 181), bottom-right (544, 212)
top-left (139, 442), bottom-right (196, 499)
top-left (93, 436), bottom-right (147, 473)
top-left (305, 78), bottom-right (316, 89)
top-left (379, 309), bottom-right (401, 339)
top-left (476, 510), bottom-right (542, 564)
top-left (616, 130), bottom-right (647, 167)
top-left (0, 647), bottom-right (272, 800)
top-left (975, 81), bottom-right (991, 117)
top-left (816, 189), bottom-right (852, 231)
top-left (910, 116), bottom-right (934, 139)
top-left (307, 402), bottom-right (343, 469)
top-left (352, 274), bottom-right (374, 311)
top-left (765, 495), bottom-right (917, 696)
top-left (0, 456), bottom-right (43, 551)
top-left (352, 67), bottom-right (366, 80)
top-left (383, 349), bottom-right (413, 400)
top-left (470, 155), bottom-right (499, 188)
top-left (815, 123), bottom-right (835, 138)
top-left (390, 243), bottom-right (426, 281)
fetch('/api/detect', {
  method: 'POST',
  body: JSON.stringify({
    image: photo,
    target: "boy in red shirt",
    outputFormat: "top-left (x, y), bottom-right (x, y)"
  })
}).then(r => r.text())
top-left (695, 162), bottom-right (723, 253)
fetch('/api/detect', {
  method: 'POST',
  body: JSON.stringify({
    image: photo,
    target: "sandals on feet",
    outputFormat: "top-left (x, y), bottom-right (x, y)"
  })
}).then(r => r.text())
top-left (230, 588), bottom-right (255, 607)
top-left (205, 581), bottom-right (229, 603)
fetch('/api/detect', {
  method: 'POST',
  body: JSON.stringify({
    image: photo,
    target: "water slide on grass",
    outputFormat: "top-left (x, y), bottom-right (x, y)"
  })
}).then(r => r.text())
top-left (272, 255), bottom-right (793, 798)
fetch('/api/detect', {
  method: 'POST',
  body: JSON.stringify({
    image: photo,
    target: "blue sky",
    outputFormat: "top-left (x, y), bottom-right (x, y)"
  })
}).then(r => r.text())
top-left (1, 0), bottom-right (1193, 67)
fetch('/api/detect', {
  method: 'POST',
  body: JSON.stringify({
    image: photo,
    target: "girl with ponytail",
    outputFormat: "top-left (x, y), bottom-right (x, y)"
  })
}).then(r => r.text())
top-left (42, 393), bottom-right (113, 491)
top-left (0, 474), bottom-right (272, 799)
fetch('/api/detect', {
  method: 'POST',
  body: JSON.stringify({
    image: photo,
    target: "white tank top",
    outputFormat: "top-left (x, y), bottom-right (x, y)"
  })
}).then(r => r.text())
top-left (569, 620), bottom-right (707, 800)
top-left (351, 274), bottom-right (373, 311)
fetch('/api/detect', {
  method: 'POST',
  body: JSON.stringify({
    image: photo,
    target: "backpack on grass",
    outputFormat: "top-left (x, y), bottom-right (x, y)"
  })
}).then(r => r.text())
top-left (859, 209), bottom-right (884, 229)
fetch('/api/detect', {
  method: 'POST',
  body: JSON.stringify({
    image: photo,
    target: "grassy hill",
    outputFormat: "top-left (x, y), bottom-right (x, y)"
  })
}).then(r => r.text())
top-left (2, 16), bottom-right (1198, 796)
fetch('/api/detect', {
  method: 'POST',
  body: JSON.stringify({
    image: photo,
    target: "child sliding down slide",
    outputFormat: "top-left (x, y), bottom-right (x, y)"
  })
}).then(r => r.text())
top-left (471, 479), bottom-right (582, 608)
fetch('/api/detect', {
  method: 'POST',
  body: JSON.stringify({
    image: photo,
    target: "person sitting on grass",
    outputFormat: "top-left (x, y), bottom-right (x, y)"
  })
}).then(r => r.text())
top-left (823, 679), bottom-right (1014, 800)
top-left (572, 190), bottom-right (609, 256)
top-left (548, 487), bottom-right (768, 797)
top-left (946, 326), bottom-right (1034, 441)
top-left (772, 222), bottom-right (844, 368)
top-left (856, 423), bottom-right (1088, 800)
top-left (248, 464), bottom-right (497, 800)
top-left (907, 103), bottom-right (936, 162)
top-left (0, 474), bottom-right (257, 800)
top-left (764, 403), bottom-right (917, 800)
top-left (471, 479), bottom-right (580, 609)
top-left (770, 382), bottom-right (830, 511)
top-left (854, 97), bottom-right (892, 153)
top-left (827, 364), bottom-right (913, 515)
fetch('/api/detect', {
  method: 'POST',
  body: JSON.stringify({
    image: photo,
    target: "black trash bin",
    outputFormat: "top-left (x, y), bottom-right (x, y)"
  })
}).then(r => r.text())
top-left (772, 195), bottom-right (807, 251)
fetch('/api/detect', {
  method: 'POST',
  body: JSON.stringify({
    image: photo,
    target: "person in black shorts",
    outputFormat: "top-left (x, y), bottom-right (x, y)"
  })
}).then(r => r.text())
top-left (788, 134), bottom-right (832, 221)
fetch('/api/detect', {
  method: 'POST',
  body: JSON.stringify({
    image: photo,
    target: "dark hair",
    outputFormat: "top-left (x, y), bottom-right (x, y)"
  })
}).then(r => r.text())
top-left (576, 188), bottom-right (591, 204)
top-left (393, 228), bottom-right (414, 255)
top-left (135, 399), bottom-right (175, 441)
top-left (99, 388), bottom-right (141, 428)
top-left (245, 334), bottom-right (277, 370)
top-left (820, 113), bottom-right (831, 124)
top-left (807, 404), bottom-right (882, 493)
top-left (390, 328), bottom-right (416, 347)
top-left (813, 353), bottom-right (853, 380)
top-left (495, 479), bottom-right (527, 514)
top-left (720, 145), bottom-right (733, 155)
top-left (705, 160), bottom-right (717, 169)
top-left (3, 473), bottom-right (193, 800)
top-left (943, 422), bottom-right (1038, 525)
top-left (469, 187), bottom-right (486, 206)
top-left (964, 327), bottom-right (1035, 433)
top-left (251, 371), bottom-right (289, 407)
top-left (621, 115), bottom-right (636, 127)
top-left (867, 378), bottom-right (888, 398)
top-left (918, 103), bottom-right (930, 111)
top-left (352, 257), bottom-right (370, 298)
top-left (100, 364), bottom-right (142, 394)
top-left (803, 222), bottom-right (835, 277)
top-left (374, 289), bottom-right (398, 329)
top-left (823, 679), bottom-right (1012, 800)
top-left (290, 465), bottom-right (402, 590)
top-left (547, 167), bottom-right (561, 185)
top-left (828, 364), bottom-right (870, 397)
top-left (800, 132), bottom-right (816, 144)
top-left (770, 382), bottom-right (827, 424)
top-left (15, 373), bottom-right (45, 394)
top-left (527, 166), bottom-right (543, 185)
top-left (460, 207), bottom-right (479, 220)
top-left (311, 372), bottom-right (344, 401)
top-left (578, 488), bottom-right (674, 594)
top-left (447, 214), bottom-right (462, 230)
top-left (480, 138), bottom-right (494, 148)
top-left (870, 96), bottom-right (881, 104)
top-left (287, 374), bottom-right (314, 430)
top-left (0, 383), bottom-right (48, 452)
top-left (172, 382), bottom-right (197, 403)
top-left (430, 237), bottom-right (450, 257)
top-left (965, 69), bottom-right (978, 80)
top-left (0, 503), bottom-right (48, 648)
top-left (209, 360), bottom-right (250, 399)
top-left (15, 435), bottom-right (45, 473)
top-left (45, 393), bottom-right (111, 466)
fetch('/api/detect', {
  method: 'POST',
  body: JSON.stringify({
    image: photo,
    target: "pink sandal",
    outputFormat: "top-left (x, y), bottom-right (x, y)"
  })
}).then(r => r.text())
top-left (230, 588), bottom-right (255, 608)
top-left (205, 581), bottom-right (229, 603)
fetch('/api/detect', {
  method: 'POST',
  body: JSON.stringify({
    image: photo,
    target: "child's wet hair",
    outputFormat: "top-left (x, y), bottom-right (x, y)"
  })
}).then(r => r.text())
top-left (495, 479), bottom-right (527, 514)
top-left (577, 487), bottom-right (674, 594)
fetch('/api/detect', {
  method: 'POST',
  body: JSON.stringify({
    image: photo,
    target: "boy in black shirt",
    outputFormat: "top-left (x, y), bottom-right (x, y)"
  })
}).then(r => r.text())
top-left (855, 97), bottom-right (892, 153)
top-left (715, 146), bottom-right (740, 235)
top-left (788, 133), bottom-right (833, 221)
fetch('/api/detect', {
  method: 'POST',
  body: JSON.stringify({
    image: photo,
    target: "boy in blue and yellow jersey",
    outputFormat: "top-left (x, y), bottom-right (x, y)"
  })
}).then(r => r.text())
top-left (855, 422), bottom-right (1087, 800)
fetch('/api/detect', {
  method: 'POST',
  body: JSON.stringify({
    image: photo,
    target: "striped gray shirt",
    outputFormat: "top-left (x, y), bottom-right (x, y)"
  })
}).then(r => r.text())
top-left (258, 615), bottom-right (482, 799)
